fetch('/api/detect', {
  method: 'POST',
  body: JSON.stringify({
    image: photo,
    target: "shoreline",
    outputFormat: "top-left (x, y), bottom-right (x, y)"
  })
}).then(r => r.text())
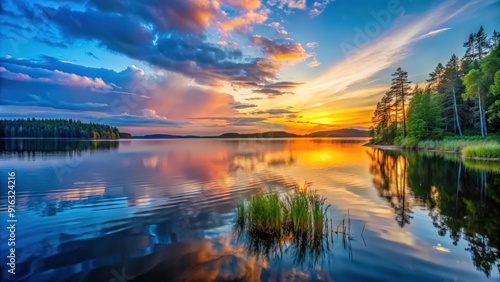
top-left (365, 143), bottom-right (500, 161)
top-left (363, 144), bottom-right (402, 151)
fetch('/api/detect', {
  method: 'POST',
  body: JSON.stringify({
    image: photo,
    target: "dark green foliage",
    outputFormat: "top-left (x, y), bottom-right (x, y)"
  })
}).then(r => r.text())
top-left (119, 132), bottom-right (133, 138)
top-left (0, 118), bottom-right (130, 139)
top-left (406, 89), bottom-right (444, 142)
top-left (482, 45), bottom-right (500, 131)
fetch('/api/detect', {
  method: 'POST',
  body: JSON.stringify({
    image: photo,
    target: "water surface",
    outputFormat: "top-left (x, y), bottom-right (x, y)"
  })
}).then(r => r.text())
top-left (0, 138), bottom-right (499, 281)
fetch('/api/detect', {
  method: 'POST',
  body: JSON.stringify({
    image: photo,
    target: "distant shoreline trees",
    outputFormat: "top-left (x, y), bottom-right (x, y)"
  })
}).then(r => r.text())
top-left (0, 118), bottom-right (132, 139)
top-left (370, 26), bottom-right (500, 144)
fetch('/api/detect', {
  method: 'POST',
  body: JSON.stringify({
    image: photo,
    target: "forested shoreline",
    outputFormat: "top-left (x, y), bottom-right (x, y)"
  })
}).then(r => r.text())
top-left (370, 26), bottom-right (500, 158)
top-left (0, 118), bottom-right (132, 139)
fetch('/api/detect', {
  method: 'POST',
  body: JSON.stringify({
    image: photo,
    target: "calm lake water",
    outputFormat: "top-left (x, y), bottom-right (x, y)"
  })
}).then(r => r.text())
top-left (0, 138), bottom-right (499, 281)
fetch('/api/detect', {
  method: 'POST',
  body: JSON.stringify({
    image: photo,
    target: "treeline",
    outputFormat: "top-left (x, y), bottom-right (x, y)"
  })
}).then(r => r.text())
top-left (371, 27), bottom-right (500, 144)
top-left (0, 118), bottom-right (132, 139)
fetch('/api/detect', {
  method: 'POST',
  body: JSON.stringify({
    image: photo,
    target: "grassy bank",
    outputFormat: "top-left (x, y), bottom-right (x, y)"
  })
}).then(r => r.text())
top-left (463, 144), bottom-right (500, 159)
top-left (399, 136), bottom-right (500, 160)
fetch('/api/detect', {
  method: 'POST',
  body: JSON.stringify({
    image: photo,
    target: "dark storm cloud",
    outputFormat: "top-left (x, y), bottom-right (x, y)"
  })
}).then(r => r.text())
top-left (89, 0), bottom-right (216, 34)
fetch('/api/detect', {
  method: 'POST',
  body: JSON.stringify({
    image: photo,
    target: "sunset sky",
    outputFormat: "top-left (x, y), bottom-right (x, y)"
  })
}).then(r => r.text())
top-left (1, 0), bottom-right (499, 135)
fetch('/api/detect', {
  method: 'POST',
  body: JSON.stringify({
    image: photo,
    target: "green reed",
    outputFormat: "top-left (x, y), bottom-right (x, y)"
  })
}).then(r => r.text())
top-left (237, 185), bottom-right (330, 238)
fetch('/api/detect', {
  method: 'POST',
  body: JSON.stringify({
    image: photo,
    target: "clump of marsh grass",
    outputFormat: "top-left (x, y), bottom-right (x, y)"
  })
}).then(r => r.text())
top-left (235, 185), bottom-right (360, 266)
top-left (248, 193), bottom-right (282, 235)
top-left (237, 184), bottom-right (331, 239)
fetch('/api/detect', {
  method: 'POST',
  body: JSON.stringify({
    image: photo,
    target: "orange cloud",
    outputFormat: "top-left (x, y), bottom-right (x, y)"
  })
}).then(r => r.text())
top-left (218, 0), bottom-right (262, 11)
top-left (251, 35), bottom-right (308, 63)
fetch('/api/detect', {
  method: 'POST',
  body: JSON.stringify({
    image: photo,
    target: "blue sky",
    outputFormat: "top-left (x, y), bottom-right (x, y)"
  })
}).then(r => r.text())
top-left (0, 0), bottom-right (499, 135)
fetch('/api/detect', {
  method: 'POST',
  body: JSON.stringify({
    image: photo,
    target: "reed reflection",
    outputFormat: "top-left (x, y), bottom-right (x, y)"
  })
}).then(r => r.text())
top-left (368, 148), bottom-right (500, 277)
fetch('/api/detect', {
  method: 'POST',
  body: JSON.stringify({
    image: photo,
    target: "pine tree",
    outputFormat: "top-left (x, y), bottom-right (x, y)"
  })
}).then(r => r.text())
top-left (427, 63), bottom-right (446, 92)
top-left (464, 26), bottom-right (491, 64)
top-left (390, 67), bottom-right (412, 138)
top-left (491, 29), bottom-right (500, 49)
top-left (443, 54), bottom-right (464, 136)
top-left (463, 69), bottom-right (488, 136)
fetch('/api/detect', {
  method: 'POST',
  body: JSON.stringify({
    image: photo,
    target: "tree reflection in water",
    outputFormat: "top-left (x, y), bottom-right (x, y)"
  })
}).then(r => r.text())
top-left (367, 148), bottom-right (500, 277)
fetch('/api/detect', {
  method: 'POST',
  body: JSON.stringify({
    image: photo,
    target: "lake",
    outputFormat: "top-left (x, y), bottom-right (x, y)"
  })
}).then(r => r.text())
top-left (0, 138), bottom-right (499, 281)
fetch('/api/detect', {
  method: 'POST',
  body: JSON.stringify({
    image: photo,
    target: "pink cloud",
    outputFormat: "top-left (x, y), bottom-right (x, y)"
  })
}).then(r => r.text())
top-left (268, 22), bottom-right (281, 28)
top-left (306, 42), bottom-right (319, 49)
top-left (220, 9), bottom-right (269, 34)
top-left (267, 0), bottom-right (306, 10)
top-left (50, 70), bottom-right (112, 90)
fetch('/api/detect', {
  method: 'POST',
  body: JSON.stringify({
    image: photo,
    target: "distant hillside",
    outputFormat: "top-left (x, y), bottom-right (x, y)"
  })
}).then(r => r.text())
top-left (135, 129), bottom-right (369, 139)
top-left (305, 129), bottom-right (370, 137)
top-left (134, 134), bottom-right (201, 139)
top-left (218, 131), bottom-right (299, 138)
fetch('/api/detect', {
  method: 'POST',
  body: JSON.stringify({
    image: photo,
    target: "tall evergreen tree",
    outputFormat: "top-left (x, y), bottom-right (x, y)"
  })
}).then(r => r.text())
top-left (463, 69), bottom-right (488, 136)
top-left (491, 29), bottom-right (500, 49)
top-left (390, 67), bottom-right (412, 138)
top-left (427, 63), bottom-right (446, 92)
top-left (371, 91), bottom-right (396, 144)
top-left (464, 26), bottom-right (491, 64)
top-left (443, 54), bottom-right (464, 136)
